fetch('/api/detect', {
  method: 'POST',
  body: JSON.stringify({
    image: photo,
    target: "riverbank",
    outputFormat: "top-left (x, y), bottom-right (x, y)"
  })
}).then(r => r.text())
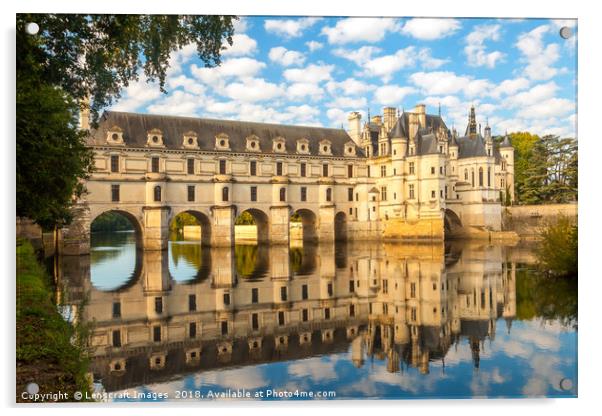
top-left (16, 239), bottom-right (91, 402)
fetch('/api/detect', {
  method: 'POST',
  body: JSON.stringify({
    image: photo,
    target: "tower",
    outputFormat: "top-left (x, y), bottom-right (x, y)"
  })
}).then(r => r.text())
top-left (465, 105), bottom-right (477, 137)
top-left (347, 111), bottom-right (362, 145)
top-left (500, 134), bottom-right (515, 203)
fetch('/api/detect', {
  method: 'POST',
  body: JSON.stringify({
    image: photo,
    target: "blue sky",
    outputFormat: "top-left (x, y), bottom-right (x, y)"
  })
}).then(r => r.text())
top-left (110, 17), bottom-right (577, 137)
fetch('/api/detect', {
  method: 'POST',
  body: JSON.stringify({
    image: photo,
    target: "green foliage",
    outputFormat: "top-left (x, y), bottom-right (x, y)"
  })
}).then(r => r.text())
top-left (535, 215), bottom-right (578, 278)
top-left (16, 240), bottom-right (92, 401)
top-left (16, 14), bottom-right (236, 123)
top-left (235, 211), bottom-right (256, 225)
top-left (235, 245), bottom-right (258, 276)
top-left (170, 212), bottom-right (200, 232)
top-left (510, 132), bottom-right (578, 205)
top-left (91, 212), bottom-right (134, 232)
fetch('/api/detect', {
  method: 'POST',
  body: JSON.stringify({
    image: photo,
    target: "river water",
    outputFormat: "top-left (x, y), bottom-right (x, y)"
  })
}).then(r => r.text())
top-left (56, 231), bottom-right (577, 401)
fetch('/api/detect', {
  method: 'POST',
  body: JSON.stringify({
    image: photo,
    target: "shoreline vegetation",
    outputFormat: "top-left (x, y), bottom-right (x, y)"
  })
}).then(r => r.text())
top-left (535, 214), bottom-right (578, 278)
top-left (16, 239), bottom-right (91, 402)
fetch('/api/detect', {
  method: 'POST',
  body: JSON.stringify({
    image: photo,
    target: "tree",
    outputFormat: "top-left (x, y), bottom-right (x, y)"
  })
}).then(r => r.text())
top-left (16, 14), bottom-right (237, 229)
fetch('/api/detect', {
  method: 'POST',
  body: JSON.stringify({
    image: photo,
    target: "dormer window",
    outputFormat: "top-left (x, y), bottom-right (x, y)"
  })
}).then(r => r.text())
top-left (147, 128), bottom-right (164, 147)
top-left (345, 142), bottom-right (356, 156)
top-left (182, 131), bottom-right (199, 149)
top-left (106, 126), bottom-right (125, 145)
top-left (319, 140), bottom-right (332, 155)
top-left (273, 137), bottom-right (286, 153)
top-left (215, 133), bottom-right (230, 151)
top-left (296, 138), bottom-right (310, 154)
top-left (245, 135), bottom-right (260, 152)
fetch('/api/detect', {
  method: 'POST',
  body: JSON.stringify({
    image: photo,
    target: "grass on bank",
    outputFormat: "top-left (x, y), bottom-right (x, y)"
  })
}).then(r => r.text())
top-left (16, 239), bottom-right (91, 402)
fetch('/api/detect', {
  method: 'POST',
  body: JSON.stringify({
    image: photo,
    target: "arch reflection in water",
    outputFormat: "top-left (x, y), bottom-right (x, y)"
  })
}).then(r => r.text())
top-left (90, 231), bottom-right (142, 291)
top-left (58, 241), bottom-right (576, 399)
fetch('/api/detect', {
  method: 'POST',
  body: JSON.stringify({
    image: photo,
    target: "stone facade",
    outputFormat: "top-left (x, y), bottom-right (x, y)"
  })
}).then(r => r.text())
top-left (62, 104), bottom-right (514, 254)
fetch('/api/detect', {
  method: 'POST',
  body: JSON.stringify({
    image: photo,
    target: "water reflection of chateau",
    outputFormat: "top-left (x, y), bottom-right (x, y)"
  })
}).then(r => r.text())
top-left (60, 241), bottom-right (516, 392)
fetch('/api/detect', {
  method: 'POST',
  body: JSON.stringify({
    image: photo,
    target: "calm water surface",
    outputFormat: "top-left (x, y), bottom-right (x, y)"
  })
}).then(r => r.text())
top-left (58, 232), bottom-right (577, 401)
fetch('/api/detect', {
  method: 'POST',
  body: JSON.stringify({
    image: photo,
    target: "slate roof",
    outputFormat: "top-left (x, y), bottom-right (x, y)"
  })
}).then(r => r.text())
top-left (455, 134), bottom-right (490, 159)
top-left (89, 111), bottom-right (362, 157)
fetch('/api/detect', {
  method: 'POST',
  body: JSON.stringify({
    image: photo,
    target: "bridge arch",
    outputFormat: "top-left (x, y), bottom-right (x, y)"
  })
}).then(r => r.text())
top-left (290, 208), bottom-right (318, 244)
top-left (90, 209), bottom-right (144, 248)
top-left (334, 211), bottom-right (348, 242)
top-left (169, 209), bottom-right (212, 246)
top-left (235, 207), bottom-right (270, 245)
top-left (444, 208), bottom-right (464, 239)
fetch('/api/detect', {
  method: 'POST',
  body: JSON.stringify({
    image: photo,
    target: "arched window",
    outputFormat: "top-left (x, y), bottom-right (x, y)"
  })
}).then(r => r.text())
top-left (487, 167), bottom-right (491, 187)
top-left (471, 169), bottom-right (475, 187)
top-left (153, 185), bottom-right (162, 202)
top-left (464, 169), bottom-right (468, 181)
top-left (479, 167), bottom-right (483, 187)
top-left (222, 187), bottom-right (229, 202)
top-left (326, 188), bottom-right (332, 202)
top-left (279, 187), bottom-right (286, 202)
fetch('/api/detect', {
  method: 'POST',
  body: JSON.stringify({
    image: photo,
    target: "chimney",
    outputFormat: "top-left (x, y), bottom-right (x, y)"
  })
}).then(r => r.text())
top-left (79, 98), bottom-right (90, 131)
top-left (371, 115), bottom-right (382, 125)
top-left (414, 104), bottom-right (426, 128)
top-left (383, 107), bottom-right (397, 132)
top-left (347, 112), bottom-right (362, 145)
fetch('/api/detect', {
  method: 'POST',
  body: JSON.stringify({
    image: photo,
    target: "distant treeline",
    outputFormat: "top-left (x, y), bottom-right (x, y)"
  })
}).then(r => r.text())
top-left (91, 212), bottom-right (133, 232)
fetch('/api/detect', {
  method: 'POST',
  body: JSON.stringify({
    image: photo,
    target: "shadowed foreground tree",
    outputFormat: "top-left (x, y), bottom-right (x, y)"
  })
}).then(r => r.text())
top-left (16, 14), bottom-right (236, 229)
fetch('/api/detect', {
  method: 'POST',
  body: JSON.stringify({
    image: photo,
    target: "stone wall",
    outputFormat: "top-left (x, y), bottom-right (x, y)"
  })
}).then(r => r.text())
top-left (503, 203), bottom-right (578, 237)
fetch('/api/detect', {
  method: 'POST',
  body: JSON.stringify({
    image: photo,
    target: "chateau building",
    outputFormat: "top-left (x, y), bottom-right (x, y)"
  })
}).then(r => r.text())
top-left (63, 103), bottom-right (514, 254)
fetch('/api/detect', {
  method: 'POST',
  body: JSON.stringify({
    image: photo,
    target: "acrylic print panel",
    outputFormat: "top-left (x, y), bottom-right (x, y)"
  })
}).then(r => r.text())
top-left (15, 14), bottom-right (577, 403)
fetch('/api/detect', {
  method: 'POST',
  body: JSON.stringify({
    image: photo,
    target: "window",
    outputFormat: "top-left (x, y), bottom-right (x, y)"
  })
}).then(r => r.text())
top-left (381, 187), bottom-right (387, 201)
top-left (322, 163), bottom-right (329, 177)
top-left (367, 166), bottom-right (371, 177)
top-left (431, 166), bottom-right (435, 175)
top-left (251, 288), bottom-right (258, 303)
top-left (301, 284), bottom-right (308, 300)
top-left (324, 308), bottom-right (331, 320)
top-left (440, 166), bottom-right (444, 175)
top-left (187, 158), bottom-right (194, 174)
top-left (153, 325), bottom-right (161, 342)
top-left (300, 187), bottom-right (307, 202)
top-left (189, 294), bottom-right (196, 311)
top-left (111, 155), bottom-right (119, 172)
top-left (151, 157), bottom-right (159, 173)
top-left (431, 190), bottom-right (436, 199)
top-left (223, 293), bottom-right (230, 306)
top-left (381, 165), bottom-right (386, 177)
top-left (348, 187), bottom-right (354, 202)
top-left (189, 322), bottom-right (196, 339)
top-left (349, 304), bottom-right (355, 317)
top-left (408, 162), bottom-right (415, 174)
top-left (276, 162), bottom-right (283, 176)
top-left (479, 167), bottom-right (483, 187)
top-left (502, 161), bottom-right (506, 170)
top-left (250, 160), bottom-right (257, 176)
top-left (221, 321), bottom-right (228, 335)
top-left (252, 313), bottom-right (259, 330)
top-left (219, 159), bottom-right (226, 174)
top-left (349, 280), bottom-right (355, 293)
top-left (410, 282), bottom-right (416, 298)
top-left (187, 185), bottom-right (195, 202)
top-left (222, 187), bottom-right (229, 202)
top-left (111, 184), bottom-right (120, 202)
top-left (112, 330), bottom-right (121, 347)
top-left (302, 308), bottom-right (308, 322)
top-left (471, 169), bottom-right (475, 187)
top-left (300, 162), bottom-right (306, 177)
top-left (327, 283), bottom-right (333, 297)
top-left (112, 302), bottom-right (121, 318)
top-left (250, 186), bottom-right (257, 202)
top-left (464, 169), bottom-right (468, 181)
top-left (409, 184), bottom-right (415, 199)
top-left (501, 178), bottom-right (505, 187)
top-left (279, 188), bottom-right (286, 202)
top-left (348, 164), bottom-right (353, 178)
top-left (326, 188), bottom-right (332, 202)
top-left (155, 297), bottom-right (163, 314)
top-left (487, 167), bottom-right (491, 187)
top-left (153, 186), bottom-right (161, 202)
top-left (280, 286), bottom-right (287, 301)
top-left (411, 307), bottom-right (417, 321)
top-left (278, 311), bottom-right (285, 326)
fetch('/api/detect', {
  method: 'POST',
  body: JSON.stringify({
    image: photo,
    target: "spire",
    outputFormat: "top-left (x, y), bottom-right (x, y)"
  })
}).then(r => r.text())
top-left (438, 102), bottom-right (441, 117)
top-left (465, 105), bottom-right (477, 137)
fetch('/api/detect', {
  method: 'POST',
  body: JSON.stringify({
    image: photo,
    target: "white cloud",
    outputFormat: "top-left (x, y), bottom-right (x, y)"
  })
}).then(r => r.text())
top-left (268, 46), bottom-right (306, 67)
top-left (362, 47), bottom-right (416, 82)
top-left (146, 90), bottom-right (199, 116)
top-left (306, 40), bottom-right (323, 52)
top-left (326, 78), bottom-right (372, 96)
top-left (167, 43), bottom-right (197, 76)
top-left (374, 85), bottom-right (417, 106)
top-left (417, 48), bottom-right (449, 69)
top-left (190, 57), bottom-right (266, 84)
top-left (490, 77), bottom-right (530, 99)
top-left (326, 108), bottom-right (347, 127)
top-left (223, 78), bottom-right (284, 102)
top-left (521, 97), bottom-right (574, 119)
top-left (286, 82), bottom-right (324, 100)
top-left (167, 74), bottom-right (206, 95)
top-left (283, 63), bottom-right (334, 84)
top-left (516, 25), bottom-right (561, 80)
top-left (264, 17), bottom-right (321, 38)
top-left (111, 77), bottom-right (163, 112)
top-left (321, 18), bottom-right (401, 44)
top-left (401, 18), bottom-right (461, 40)
top-left (285, 104), bottom-right (321, 123)
top-left (422, 95), bottom-right (462, 109)
top-left (233, 17), bottom-right (249, 34)
top-left (221, 34), bottom-right (257, 57)
top-left (332, 45), bottom-right (382, 64)
top-left (465, 24), bottom-right (505, 68)
top-left (504, 81), bottom-right (559, 107)
top-left (327, 96), bottom-right (367, 109)
top-left (409, 71), bottom-right (493, 97)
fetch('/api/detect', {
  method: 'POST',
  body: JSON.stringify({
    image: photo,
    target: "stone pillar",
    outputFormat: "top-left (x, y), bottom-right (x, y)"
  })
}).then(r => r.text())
top-left (319, 242), bottom-right (335, 279)
top-left (318, 205), bottom-right (336, 242)
top-left (211, 205), bottom-right (235, 247)
top-left (142, 206), bottom-right (170, 250)
top-left (212, 246), bottom-right (235, 288)
top-left (61, 203), bottom-right (91, 255)
top-left (269, 205), bottom-right (290, 245)
top-left (270, 245), bottom-right (291, 280)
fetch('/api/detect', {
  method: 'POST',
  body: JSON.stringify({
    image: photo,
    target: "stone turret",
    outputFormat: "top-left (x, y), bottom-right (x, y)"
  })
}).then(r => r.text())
top-left (383, 107), bottom-right (397, 132)
top-left (347, 111), bottom-right (362, 145)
